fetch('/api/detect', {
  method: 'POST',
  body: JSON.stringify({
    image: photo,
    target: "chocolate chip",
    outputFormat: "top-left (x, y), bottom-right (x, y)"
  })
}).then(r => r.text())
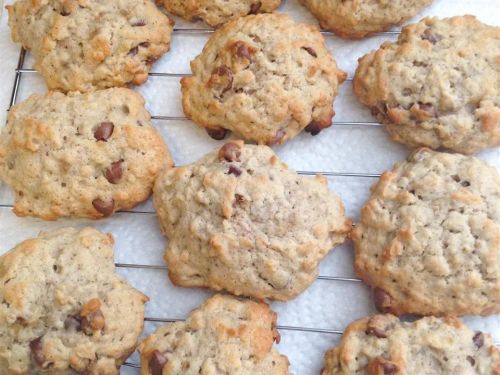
top-left (64, 315), bottom-right (82, 330)
top-left (366, 316), bottom-right (394, 338)
top-left (105, 161), bottom-right (123, 184)
top-left (421, 28), bottom-right (442, 44)
top-left (30, 336), bottom-right (45, 366)
top-left (60, 10), bottom-right (70, 16)
top-left (233, 41), bottom-right (254, 61)
top-left (139, 42), bottom-right (150, 48)
top-left (212, 66), bottom-right (233, 94)
top-left (149, 350), bottom-right (168, 375)
top-left (219, 142), bottom-right (242, 162)
top-left (473, 332), bottom-right (484, 348)
top-left (132, 20), bottom-right (146, 27)
top-left (145, 56), bottom-right (158, 66)
top-left (206, 127), bottom-right (228, 140)
top-left (128, 46), bottom-right (139, 56)
top-left (81, 309), bottom-right (105, 335)
top-left (228, 166), bottom-right (242, 176)
top-left (94, 122), bottom-right (114, 141)
top-left (373, 288), bottom-right (393, 313)
top-left (268, 128), bottom-right (286, 145)
top-left (418, 102), bottom-right (438, 117)
top-left (381, 362), bottom-right (398, 374)
top-left (466, 356), bottom-right (476, 366)
top-left (305, 120), bottom-right (327, 136)
top-left (92, 198), bottom-right (115, 217)
top-left (249, 2), bottom-right (262, 14)
top-left (371, 101), bottom-right (388, 117)
top-left (233, 194), bottom-right (245, 207)
top-left (302, 47), bottom-right (318, 58)
top-left (461, 181), bottom-right (471, 187)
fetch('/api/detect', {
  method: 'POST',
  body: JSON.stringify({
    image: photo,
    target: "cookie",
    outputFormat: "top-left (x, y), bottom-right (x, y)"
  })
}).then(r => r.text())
top-left (138, 294), bottom-right (290, 375)
top-left (300, 0), bottom-right (432, 39)
top-left (153, 141), bottom-right (350, 300)
top-left (353, 16), bottom-right (500, 154)
top-left (353, 148), bottom-right (500, 316)
top-left (181, 13), bottom-right (346, 145)
top-left (161, 0), bottom-right (281, 27)
top-left (0, 88), bottom-right (172, 220)
top-left (0, 227), bottom-right (148, 375)
top-left (7, 0), bottom-right (173, 92)
top-left (321, 314), bottom-right (500, 374)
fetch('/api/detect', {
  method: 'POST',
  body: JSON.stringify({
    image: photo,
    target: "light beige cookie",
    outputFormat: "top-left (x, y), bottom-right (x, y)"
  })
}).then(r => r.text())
top-left (138, 294), bottom-right (290, 375)
top-left (153, 141), bottom-right (350, 300)
top-left (0, 88), bottom-right (172, 220)
top-left (322, 314), bottom-right (500, 374)
top-left (353, 16), bottom-right (500, 153)
top-left (181, 13), bottom-right (346, 145)
top-left (162, 0), bottom-right (281, 27)
top-left (300, 0), bottom-right (432, 39)
top-left (0, 227), bottom-right (148, 375)
top-left (353, 148), bottom-right (500, 316)
top-left (7, 0), bottom-right (174, 92)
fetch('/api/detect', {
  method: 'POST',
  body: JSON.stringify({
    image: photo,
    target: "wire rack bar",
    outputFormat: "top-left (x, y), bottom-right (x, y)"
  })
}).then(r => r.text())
top-left (171, 27), bottom-right (401, 36)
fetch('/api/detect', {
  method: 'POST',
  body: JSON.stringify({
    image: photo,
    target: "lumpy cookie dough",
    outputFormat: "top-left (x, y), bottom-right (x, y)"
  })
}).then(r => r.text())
top-left (161, 0), bottom-right (281, 27)
top-left (181, 13), bottom-right (346, 145)
top-left (0, 227), bottom-right (148, 375)
top-left (0, 88), bottom-right (172, 220)
top-left (353, 16), bottom-right (500, 153)
top-left (321, 314), bottom-right (500, 374)
top-left (138, 294), bottom-right (290, 375)
top-left (353, 148), bottom-right (500, 316)
top-left (153, 141), bottom-right (350, 300)
top-left (300, 0), bottom-right (432, 39)
top-left (7, 0), bottom-right (174, 92)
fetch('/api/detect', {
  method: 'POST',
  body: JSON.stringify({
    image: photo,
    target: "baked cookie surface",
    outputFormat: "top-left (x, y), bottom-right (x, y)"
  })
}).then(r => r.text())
top-left (138, 294), bottom-right (290, 375)
top-left (0, 227), bottom-right (148, 375)
top-left (353, 16), bottom-right (500, 153)
top-left (353, 148), bottom-right (500, 316)
top-left (322, 315), bottom-right (500, 374)
top-left (162, 0), bottom-right (281, 27)
top-left (153, 141), bottom-right (350, 300)
top-left (0, 88), bottom-right (172, 220)
top-left (7, 0), bottom-right (173, 92)
top-left (181, 13), bottom-right (346, 145)
top-left (300, 0), bottom-right (432, 39)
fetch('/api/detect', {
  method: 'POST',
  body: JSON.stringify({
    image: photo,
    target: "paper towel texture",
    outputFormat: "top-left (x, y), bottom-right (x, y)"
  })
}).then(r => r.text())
top-left (0, 1), bottom-right (498, 374)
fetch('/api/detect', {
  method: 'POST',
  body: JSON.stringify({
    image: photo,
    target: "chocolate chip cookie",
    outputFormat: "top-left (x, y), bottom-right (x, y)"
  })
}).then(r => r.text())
top-left (0, 88), bottom-right (172, 220)
top-left (0, 227), bottom-right (148, 375)
top-left (7, 0), bottom-right (174, 92)
top-left (353, 16), bottom-right (500, 153)
top-left (161, 0), bottom-right (281, 27)
top-left (138, 294), bottom-right (290, 375)
top-left (153, 141), bottom-right (350, 300)
top-left (181, 13), bottom-right (346, 145)
top-left (321, 314), bottom-right (500, 374)
top-left (353, 148), bottom-right (500, 316)
top-left (300, 0), bottom-right (432, 39)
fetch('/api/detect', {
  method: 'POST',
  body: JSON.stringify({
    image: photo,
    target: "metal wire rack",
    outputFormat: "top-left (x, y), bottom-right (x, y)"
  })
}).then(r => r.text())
top-left (4, 20), bottom-right (499, 372)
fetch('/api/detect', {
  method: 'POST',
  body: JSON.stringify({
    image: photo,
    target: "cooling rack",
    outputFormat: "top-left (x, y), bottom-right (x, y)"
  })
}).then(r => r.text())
top-left (3, 1), bottom-right (500, 373)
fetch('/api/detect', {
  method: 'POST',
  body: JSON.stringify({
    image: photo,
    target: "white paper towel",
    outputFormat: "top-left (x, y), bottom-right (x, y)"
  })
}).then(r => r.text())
top-left (0, 0), bottom-right (498, 374)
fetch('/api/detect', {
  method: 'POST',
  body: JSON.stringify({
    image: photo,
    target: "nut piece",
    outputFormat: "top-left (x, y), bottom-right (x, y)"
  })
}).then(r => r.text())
top-left (368, 356), bottom-right (398, 374)
top-left (218, 142), bottom-right (242, 162)
top-left (80, 298), bottom-right (105, 334)
top-left (366, 315), bottom-right (396, 338)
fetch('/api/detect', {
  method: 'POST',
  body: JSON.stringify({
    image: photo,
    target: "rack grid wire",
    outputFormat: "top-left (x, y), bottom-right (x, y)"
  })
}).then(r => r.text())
top-left (5, 19), bottom-right (499, 372)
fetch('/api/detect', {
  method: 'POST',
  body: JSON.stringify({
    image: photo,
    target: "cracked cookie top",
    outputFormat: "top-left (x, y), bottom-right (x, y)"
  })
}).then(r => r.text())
top-left (0, 227), bottom-right (148, 375)
top-left (181, 13), bottom-right (346, 145)
top-left (322, 315), bottom-right (500, 374)
top-left (7, 0), bottom-right (174, 92)
top-left (353, 16), bottom-right (500, 153)
top-left (161, 0), bottom-right (281, 27)
top-left (138, 294), bottom-right (290, 375)
top-left (0, 88), bottom-right (172, 220)
top-left (353, 148), bottom-right (500, 316)
top-left (153, 141), bottom-right (350, 300)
